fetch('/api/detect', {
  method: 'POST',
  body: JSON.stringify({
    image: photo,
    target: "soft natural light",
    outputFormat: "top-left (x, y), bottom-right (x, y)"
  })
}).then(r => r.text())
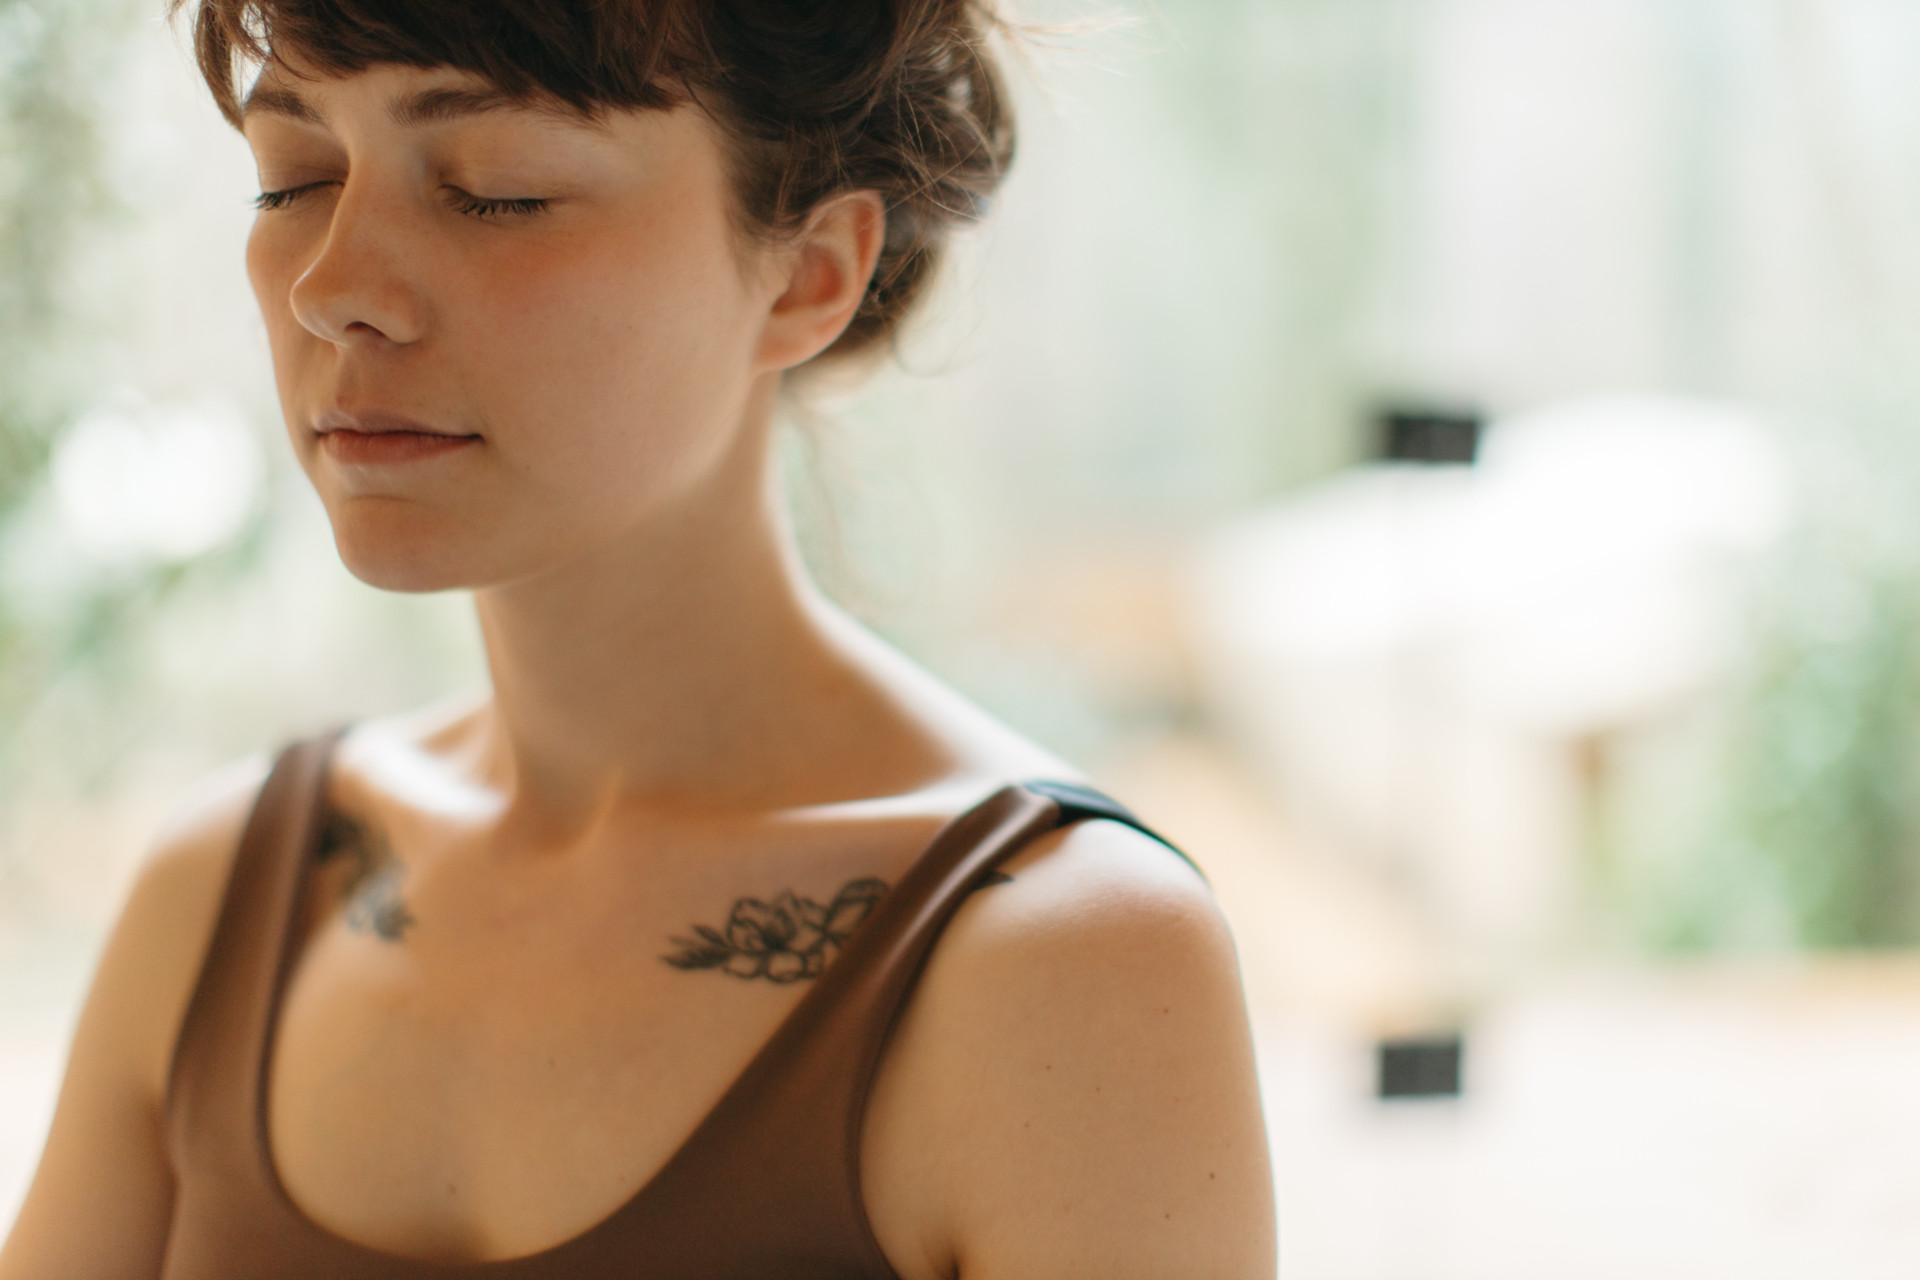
top-left (51, 397), bottom-right (264, 565)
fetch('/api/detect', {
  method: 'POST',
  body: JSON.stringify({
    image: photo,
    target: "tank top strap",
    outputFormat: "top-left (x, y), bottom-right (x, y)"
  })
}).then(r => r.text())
top-left (166, 730), bottom-right (343, 1182)
top-left (623, 779), bottom-right (1192, 1276)
top-left (1013, 779), bottom-right (1205, 879)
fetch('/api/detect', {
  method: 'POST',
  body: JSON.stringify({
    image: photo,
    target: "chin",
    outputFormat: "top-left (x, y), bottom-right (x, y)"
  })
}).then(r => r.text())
top-left (327, 500), bottom-right (504, 594)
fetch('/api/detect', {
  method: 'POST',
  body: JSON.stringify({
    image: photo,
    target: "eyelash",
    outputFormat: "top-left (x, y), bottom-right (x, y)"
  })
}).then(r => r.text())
top-left (251, 184), bottom-right (550, 220)
top-left (444, 190), bottom-right (550, 219)
top-left (252, 183), bottom-right (329, 212)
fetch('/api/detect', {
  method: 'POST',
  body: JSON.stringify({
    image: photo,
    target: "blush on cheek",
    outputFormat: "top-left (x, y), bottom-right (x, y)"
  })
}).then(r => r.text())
top-left (456, 215), bottom-right (762, 479)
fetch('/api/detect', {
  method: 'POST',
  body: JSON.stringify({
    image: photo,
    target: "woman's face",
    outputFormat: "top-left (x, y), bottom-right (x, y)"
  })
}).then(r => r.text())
top-left (242, 61), bottom-right (786, 592)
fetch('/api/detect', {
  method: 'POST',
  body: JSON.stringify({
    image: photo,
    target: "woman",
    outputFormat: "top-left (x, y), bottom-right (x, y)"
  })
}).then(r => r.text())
top-left (0, 0), bottom-right (1276, 1275)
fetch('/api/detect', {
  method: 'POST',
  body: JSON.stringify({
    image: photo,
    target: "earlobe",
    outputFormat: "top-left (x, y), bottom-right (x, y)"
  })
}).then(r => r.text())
top-left (755, 190), bottom-right (886, 371)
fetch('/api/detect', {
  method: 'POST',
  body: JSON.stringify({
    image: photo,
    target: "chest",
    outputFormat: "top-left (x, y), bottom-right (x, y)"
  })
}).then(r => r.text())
top-left (264, 824), bottom-right (917, 1262)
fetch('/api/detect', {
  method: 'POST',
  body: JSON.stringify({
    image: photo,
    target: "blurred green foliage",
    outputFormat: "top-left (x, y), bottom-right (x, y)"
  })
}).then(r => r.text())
top-left (0, 0), bottom-right (112, 505)
top-left (1623, 378), bottom-right (1920, 952)
top-left (0, 0), bottom-right (178, 856)
top-left (1732, 570), bottom-right (1920, 947)
top-left (1721, 394), bottom-right (1920, 949)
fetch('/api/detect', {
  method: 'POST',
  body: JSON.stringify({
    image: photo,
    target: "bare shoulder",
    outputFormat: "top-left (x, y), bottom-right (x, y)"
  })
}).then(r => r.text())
top-left (962, 811), bottom-right (1222, 945)
top-left (0, 754), bottom-right (267, 1279)
top-left (94, 751), bottom-right (271, 1101)
top-left (863, 813), bottom-right (1276, 1280)
top-left (146, 752), bottom-right (272, 881)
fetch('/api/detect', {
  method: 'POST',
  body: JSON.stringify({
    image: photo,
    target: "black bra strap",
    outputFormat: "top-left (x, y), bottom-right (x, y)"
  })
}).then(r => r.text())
top-left (1015, 779), bottom-right (1206, 881)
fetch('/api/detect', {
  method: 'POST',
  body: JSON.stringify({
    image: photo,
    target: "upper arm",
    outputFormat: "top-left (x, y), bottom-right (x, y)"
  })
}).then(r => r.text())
top-left (0, 756), bottom-right (266, 1280)
top-left (863, 819), bottom-right (1277, 1280)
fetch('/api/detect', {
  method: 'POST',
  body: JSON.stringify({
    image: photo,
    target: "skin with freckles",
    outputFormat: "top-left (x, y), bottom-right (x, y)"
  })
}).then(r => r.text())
top-left (0, 62), bottom-right (1276, 1280)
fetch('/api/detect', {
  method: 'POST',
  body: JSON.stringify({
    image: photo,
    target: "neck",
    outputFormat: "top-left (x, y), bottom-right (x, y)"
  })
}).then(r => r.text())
top-left (465, 378), bottom-right (950, 834)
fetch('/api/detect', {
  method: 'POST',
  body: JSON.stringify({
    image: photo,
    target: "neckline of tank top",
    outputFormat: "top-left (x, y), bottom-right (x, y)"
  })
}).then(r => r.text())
top-left (242, 754), bottom-right (1183, 1270)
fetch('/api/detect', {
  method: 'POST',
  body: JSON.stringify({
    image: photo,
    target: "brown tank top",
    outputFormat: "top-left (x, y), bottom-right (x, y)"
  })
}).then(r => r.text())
top-left (161, 733), bottom-right (1188, 1278)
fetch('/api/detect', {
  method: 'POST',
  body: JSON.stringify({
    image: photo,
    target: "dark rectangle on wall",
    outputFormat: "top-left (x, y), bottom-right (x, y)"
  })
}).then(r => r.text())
top-left (1377, 1035), bottom-right (1464, 1099)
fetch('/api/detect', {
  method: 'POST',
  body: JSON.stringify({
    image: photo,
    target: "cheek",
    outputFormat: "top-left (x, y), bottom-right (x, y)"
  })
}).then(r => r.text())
top-left (243, 217), bottom-right (275, 306)
top-left (245, 218), bottom-right (296, 334)
top-left (246, 220), bottom-right (316, 383)
top-left (455, 211), bottom-right (762, 487)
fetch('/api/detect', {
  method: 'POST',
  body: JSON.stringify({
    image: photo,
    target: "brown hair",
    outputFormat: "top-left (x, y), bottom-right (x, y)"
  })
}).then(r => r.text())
top-left (171, 0), bottom-right (1016, 362)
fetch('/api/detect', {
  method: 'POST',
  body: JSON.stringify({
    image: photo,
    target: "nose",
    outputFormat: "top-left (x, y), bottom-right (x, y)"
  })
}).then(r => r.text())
top-left (286, 181), bottom-right (428, 348)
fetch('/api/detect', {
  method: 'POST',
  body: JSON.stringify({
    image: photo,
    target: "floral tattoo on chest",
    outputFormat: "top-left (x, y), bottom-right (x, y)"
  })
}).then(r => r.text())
top-left (663, 868), bottom-right (1015, 984)
top-left (664, 877), bottom-right (888, 983)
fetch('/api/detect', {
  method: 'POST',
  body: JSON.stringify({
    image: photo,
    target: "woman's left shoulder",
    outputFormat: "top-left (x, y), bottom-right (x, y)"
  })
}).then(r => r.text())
top-left (861, 809), bottom-right (1277, 1280)
top-left (907, 808), bottom-right (1249, 1100)
top-left (972, 806), bottom-right (1221, 942)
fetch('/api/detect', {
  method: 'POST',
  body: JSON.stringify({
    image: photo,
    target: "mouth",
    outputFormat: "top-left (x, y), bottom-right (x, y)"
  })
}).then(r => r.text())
top-left (313, 410), bottom-right (481, 466)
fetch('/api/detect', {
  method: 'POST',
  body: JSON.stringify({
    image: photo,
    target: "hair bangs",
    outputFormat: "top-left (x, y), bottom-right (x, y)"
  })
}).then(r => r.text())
top-left (171, 0), bottom-right (1016, 364)
top-left (174, 0), bottom-right (689, 126)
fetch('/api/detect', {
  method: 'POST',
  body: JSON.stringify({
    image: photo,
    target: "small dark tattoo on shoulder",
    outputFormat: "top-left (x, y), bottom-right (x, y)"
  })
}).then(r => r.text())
top-left (977, 870), bottom-right (1015, 889)
top-left (664, 877), bottom-right (888, 983)
top-left (345, 862), bottom-right (416, 942)
top-left (316, 810), bottom-right (417, 943)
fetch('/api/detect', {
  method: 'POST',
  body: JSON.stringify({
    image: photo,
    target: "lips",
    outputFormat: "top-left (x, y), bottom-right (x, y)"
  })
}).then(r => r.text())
top-left (313, 410), bottom-right (480, 466)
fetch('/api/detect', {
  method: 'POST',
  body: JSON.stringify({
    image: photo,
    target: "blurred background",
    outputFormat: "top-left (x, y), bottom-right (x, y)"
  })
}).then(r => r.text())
top-left (6, 0), bottom-right (1920, 1273)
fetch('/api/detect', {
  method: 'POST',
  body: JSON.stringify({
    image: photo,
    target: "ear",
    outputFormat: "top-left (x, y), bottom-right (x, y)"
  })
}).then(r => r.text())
top-left (752, 189), bottom-right (886, 371)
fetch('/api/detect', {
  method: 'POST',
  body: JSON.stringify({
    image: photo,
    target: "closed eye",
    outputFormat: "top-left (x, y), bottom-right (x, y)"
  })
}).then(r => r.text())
top-left (253, 182), bottom-right (335, 212)
top-left (444, 188), bottom-right (550, 220)
top-left (251, 184), bottom-right (550, 219)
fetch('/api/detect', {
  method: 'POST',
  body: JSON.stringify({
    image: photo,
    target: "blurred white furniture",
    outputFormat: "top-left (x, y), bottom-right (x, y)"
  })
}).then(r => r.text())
top-left (1188, 395), bottom-right (1789, 967)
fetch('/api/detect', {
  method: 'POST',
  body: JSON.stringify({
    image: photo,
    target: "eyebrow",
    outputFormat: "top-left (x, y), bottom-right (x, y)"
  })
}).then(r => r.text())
top-left (240, 81), bottom-right (597, 129)
top-left (388, 86), bottom-right (593, 128)
top-left (241, 83), bottom-right (324, 124)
